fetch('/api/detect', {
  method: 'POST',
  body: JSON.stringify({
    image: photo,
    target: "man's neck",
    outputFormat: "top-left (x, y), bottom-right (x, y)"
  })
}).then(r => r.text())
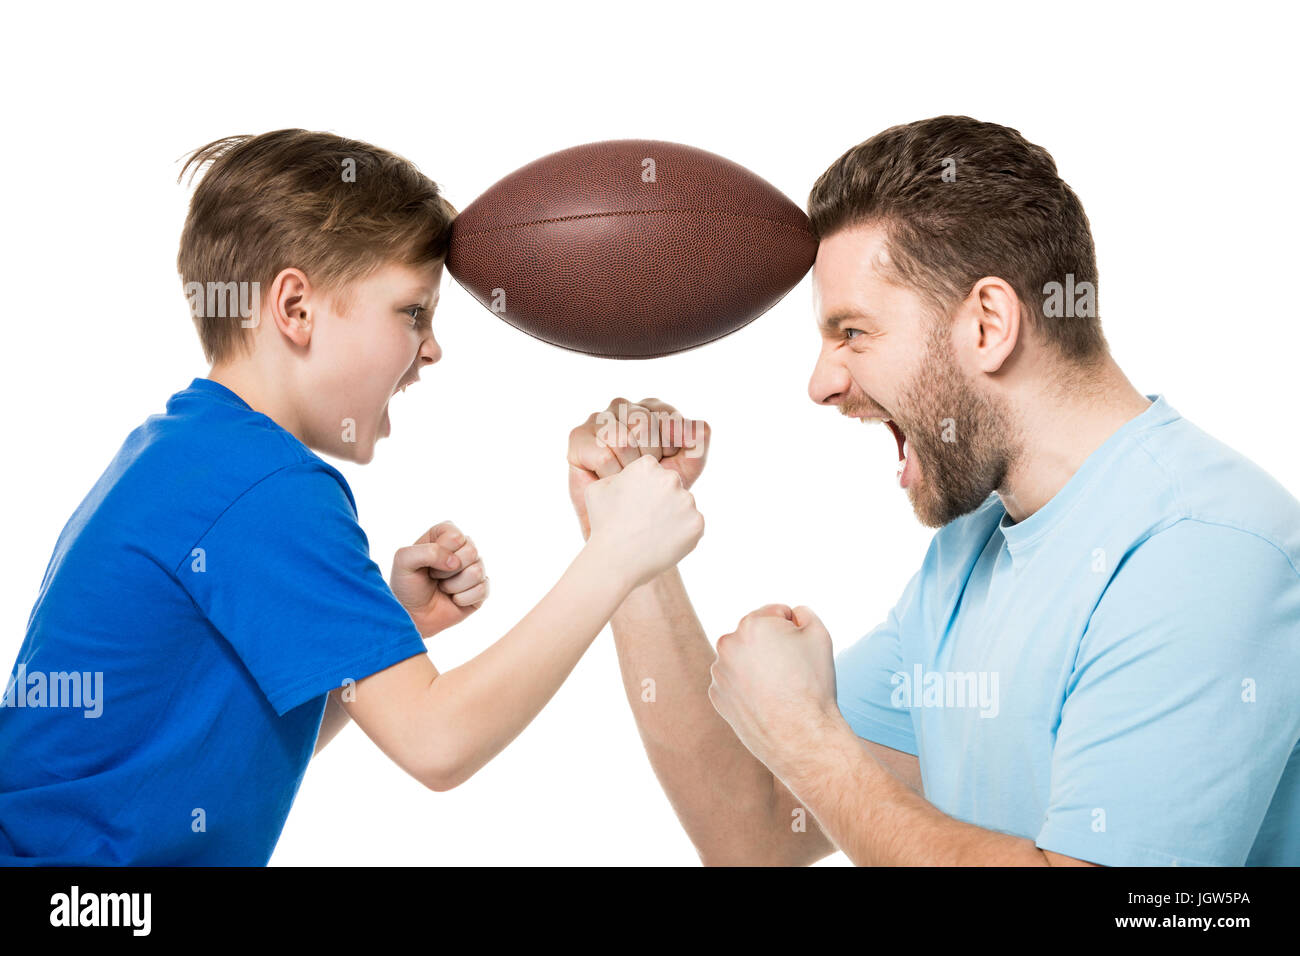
top-left (997, 359), bottom-right (1153, 524)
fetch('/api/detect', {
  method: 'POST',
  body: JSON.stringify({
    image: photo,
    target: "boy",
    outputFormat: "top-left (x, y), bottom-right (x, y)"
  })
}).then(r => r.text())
top-left (0, 129), bottom-right (705, 865)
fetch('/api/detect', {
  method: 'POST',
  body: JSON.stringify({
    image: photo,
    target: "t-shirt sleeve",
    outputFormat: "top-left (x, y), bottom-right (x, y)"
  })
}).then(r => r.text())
top-left (833, 566), bottom-right (924, 757)
top-left (1036, 519), bottom-right (1300, 866)
top-left (178, 461), bottom-right (428, 716)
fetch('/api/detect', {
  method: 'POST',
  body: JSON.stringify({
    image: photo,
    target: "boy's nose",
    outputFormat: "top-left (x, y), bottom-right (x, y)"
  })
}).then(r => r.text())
top-left (420, 335), bottom-right (442, 365)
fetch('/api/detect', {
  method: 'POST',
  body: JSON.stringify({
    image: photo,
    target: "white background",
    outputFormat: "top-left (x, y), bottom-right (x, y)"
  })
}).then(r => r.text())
top-left (2, 1), bottom-right (1296, 866)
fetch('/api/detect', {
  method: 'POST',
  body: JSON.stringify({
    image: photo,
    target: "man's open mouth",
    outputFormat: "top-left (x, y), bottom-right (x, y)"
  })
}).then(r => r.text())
top-left (883, 419), bottom-right (906, 462)
top-left (857, 412), bottom-right (913, 487)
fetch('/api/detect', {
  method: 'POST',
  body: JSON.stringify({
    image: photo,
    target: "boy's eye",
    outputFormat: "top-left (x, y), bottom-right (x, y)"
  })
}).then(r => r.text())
top-left (404, 306), bottom-right (428, 327)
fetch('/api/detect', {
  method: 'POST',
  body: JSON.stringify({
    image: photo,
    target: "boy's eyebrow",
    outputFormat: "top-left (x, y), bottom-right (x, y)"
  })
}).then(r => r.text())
top-left (400, 287), bottom-right (440, 304)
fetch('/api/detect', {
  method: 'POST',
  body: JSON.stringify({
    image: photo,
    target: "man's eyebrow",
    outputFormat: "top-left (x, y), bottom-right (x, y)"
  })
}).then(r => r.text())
top-left (819, 308), bottom-right (874, 332)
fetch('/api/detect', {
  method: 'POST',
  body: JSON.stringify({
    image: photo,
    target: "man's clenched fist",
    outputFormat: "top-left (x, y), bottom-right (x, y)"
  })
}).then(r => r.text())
top-left (567, 396), bottom-right (710, 539)
top-left (708, 604), bottom-right (844, 780)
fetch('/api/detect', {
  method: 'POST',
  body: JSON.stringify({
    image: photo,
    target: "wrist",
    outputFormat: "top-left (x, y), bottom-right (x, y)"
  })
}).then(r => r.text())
top-left (768, 704), bottom-right (856, 794)
top-left (575, 535), bottom-right (639, 600)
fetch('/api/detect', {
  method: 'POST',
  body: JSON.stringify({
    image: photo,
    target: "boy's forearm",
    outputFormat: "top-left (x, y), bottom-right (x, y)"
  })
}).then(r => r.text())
top-left (425, 544), bottom-right (634, 787)
top-left (610, 567), bottom-right (816, 865)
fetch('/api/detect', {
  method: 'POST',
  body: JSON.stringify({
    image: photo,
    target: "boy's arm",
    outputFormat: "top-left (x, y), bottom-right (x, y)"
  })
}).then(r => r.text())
top-left (341, 543), bottom-right (633, 788)
top-left (313, 687), bottom-right (352, 756)
top-left (342, 453), bottom-right (704, 791)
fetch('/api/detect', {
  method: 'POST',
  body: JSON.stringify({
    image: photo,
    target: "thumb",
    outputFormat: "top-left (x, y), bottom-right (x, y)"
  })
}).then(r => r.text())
top-left (790, 605), bottom-right (822, 629)
top-left (394, 541), bottom-right (461, 577)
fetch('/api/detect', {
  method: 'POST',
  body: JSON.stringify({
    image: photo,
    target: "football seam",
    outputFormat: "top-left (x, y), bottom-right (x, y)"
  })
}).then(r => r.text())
top-left (451, 206), bottom-right (815, 241)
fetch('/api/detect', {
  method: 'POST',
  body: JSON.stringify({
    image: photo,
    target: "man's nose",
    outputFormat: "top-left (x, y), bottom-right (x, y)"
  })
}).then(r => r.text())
top-left (808, 343), bottom-right (851, 407)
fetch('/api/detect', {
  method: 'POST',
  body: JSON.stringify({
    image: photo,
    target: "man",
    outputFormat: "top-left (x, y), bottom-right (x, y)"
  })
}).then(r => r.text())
top-left (566, 116), bottom-right (1300, 866)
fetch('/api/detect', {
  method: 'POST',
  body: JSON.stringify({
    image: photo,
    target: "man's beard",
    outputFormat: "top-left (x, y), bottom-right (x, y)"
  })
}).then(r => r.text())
top-left (894, 317), bottom-right (1021, 529)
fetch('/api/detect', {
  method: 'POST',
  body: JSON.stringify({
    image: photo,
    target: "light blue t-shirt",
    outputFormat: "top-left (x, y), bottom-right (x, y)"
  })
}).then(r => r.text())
top-left (835, 393), bottom-right (1300, 866)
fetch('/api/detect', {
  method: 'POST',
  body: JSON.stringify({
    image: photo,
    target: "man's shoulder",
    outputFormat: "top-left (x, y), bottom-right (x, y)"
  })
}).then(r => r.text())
top-left (1129, 414), bottom-right (1300, 580)
top-left (1085, 414), bottom-right (1300, 645)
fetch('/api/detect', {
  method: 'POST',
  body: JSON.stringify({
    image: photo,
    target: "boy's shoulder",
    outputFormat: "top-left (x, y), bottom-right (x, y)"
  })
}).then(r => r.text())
top-left (65, 379), bottom-right (357, 576)
top-left (144, 377), bottom-right (349, 497)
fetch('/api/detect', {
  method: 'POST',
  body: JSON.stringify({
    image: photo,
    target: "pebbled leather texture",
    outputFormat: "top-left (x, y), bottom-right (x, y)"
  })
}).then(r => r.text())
top-left (446, 139), bottom-right (818, 359)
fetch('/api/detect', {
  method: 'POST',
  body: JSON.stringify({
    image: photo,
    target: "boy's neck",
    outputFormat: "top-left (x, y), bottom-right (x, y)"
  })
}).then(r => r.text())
top-left (208, 362), bottom-right (307, 445)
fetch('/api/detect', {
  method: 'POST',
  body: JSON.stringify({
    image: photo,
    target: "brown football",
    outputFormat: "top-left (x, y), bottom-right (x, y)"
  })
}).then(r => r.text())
top-left (446, 139), bottom-right (817, 359)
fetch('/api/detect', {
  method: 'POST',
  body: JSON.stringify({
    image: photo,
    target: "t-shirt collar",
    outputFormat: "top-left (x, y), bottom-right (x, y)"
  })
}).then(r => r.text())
top-left (996, 393), bottom-right (1177, 561)
top-left (181, 377), bottom-right (254, 412)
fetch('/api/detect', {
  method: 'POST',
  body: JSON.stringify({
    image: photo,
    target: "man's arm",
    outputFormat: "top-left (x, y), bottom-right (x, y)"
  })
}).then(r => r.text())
top-left (708, 603), bottom-right (1098, 866)
top-left (775, 708), bottom-right (1095, 866)
top-left (611, 565), bottom-right (923, 865)
top-left (567, 396), bottom-right (921, 864)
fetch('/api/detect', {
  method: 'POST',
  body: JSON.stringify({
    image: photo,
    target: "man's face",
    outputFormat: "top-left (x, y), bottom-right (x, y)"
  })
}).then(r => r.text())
top-left (300, 259), bottom-right (444, 463)
top-left (808, 223), bottom-right (1015, 528)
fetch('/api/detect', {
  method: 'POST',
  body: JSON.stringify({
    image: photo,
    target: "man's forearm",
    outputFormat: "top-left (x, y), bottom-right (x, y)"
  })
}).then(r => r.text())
top-left (610, 567), bottom-right (831, 865)
top-left (777, 711), bottom-right (1058, 866)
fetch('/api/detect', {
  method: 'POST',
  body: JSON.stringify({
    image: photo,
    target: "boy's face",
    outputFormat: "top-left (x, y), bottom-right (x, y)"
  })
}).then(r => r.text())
top-left (300, 258), bottom-right (444, 463)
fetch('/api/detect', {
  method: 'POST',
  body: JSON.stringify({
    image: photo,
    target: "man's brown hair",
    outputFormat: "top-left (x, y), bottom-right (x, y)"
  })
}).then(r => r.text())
top-left (177, 129), bottom-right (456, 364)
top-left (808, 115), bottom-right (1107, 364)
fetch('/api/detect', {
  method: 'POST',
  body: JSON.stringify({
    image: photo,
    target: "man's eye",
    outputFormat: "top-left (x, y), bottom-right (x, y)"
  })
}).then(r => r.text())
top-left (844, 328), bottom-right (865, 341)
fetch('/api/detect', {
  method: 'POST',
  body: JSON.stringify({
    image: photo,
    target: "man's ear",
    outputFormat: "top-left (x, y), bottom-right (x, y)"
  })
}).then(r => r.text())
top-left (965, 276), bottom-right (1022, 374)
top-left (266, 267), bottom-right (314, 348)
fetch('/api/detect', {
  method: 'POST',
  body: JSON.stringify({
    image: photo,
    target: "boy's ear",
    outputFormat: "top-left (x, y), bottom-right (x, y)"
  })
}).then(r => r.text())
top-left (266, 267), bottom-right (314, 348)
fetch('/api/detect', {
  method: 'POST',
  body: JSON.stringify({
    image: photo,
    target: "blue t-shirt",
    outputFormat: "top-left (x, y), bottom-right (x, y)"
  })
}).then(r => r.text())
top-left (835, 393), bottom-right (1300, 866)
top-left (0, 378), bottom-right (427, 865)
